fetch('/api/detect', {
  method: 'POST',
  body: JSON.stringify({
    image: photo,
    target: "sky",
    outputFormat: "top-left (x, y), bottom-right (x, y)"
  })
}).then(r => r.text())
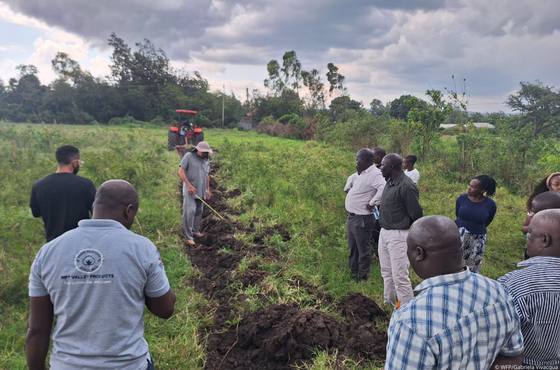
top-left (1, 0), bottom-right (559, 113)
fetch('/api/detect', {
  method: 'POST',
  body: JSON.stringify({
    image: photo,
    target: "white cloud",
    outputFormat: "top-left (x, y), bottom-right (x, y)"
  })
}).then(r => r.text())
top-left (87, 56), bottom-right (112, 79)
top-left (27, 37), bottom-right (90, 83)
top-left (0, 44), bottom-right (25, 52)
top-left (0, 59), bottom-right (18, 82)
top-left (0, 3), bottom-right (50, 30)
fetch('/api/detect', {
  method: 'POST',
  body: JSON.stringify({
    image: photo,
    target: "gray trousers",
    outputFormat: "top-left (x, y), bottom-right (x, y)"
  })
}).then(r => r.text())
top-left (182, 196), bottom-right (203, 240)
top-left (347, 213), bottom-right (375, 280)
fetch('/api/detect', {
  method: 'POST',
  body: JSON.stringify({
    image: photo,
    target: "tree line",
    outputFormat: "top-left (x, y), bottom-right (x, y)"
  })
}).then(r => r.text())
top-left (1, 38), bottom-right (559, 146)
top-left (0, 34), bottom-right (245, 126)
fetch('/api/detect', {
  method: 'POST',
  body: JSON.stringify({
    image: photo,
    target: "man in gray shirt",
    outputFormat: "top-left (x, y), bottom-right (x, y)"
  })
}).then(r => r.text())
top-left (345, 148), bottom-right (386, 282)
top-left (179, 141), bottom-right (212, 245)
top-left (26, 180), bottom-right (176, 370)
top-left (378, 154), bottom-right (423, 307)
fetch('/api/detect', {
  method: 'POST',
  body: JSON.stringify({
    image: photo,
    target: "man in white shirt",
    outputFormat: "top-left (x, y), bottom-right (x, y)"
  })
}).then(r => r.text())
top-left (403, 154), bottom-right (419, 184)
top-left (345, 148), bottom-right (386, 282)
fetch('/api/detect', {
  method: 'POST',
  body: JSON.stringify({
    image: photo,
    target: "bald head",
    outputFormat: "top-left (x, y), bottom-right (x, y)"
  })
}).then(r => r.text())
top-left (380, 153), bottom-right (404, 180)
top-left (407, 216), bottom-right (464, 279)
top-left (532, 191), bottom-right (560, 214)
top-left (356, 148), bottom-right (375, 174)
top-left (384, 153), bottom-right (402, 167)
top-left (93, 180), bottom-right (139, 229)
top-left (527, 209), bottom-right (560, 258)
top-left (94, 180), bottom-right (138, 209)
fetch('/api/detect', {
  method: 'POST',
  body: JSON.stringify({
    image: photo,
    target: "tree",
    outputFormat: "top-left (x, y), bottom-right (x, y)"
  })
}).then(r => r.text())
top-left (263, 59), bottom-right (283, 96)
top-left (506, 80), bottom-right (560, 136)
top-left (281, 51), bottom-right (302, 92)
top-left (6, 65), bottom-right (46, 117)
top-left (52, 52), bottom-right (91, 85)
top-left (369, 99), bottom-right (385, 116)
top-left (108, 33), bottom-right (133, 85)
top-left (329, 95), bottom-right (362, 122)
top-left (408, 90), bottom-right (453, 157)
top-left (301, 69), bottom-right (326, 110)
top-left (389, 95), bottom-right (428, 120)
top-left (326, 63), bottom-right (346, 96)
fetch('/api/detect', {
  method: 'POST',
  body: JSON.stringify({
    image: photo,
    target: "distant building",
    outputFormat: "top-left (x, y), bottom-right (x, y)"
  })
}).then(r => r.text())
top-left (440, 122), bottom-right (495, 130)
top-left (237, 109), bottom-right (258, 130)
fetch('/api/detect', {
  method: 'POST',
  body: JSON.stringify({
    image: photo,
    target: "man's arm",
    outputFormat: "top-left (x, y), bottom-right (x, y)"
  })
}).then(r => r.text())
top-left (26, 295), bottom-right (54, 370)
top-left (206, 175), bottom-right (211, 199)
top-left (385, 322), bottom-right (435, 370)
top-left (489, 353), bottom-right (523, 369)
top-left (404, 184), bottom-right (423, 223)
top-left (30, 186), bottom-right (41, 218)
top-left (145, 288), bottom-right (176, 319)
top-left (86, 181), bottom-right (96, 215)
top-left (178, 167), bottom-right (195, 195)
top-left (369, 172), bottom-right (386, 207)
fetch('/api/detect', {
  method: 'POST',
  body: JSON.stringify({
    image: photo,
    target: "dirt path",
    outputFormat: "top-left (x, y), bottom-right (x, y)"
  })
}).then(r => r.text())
top-left (181, 161), bottom-right (388, 369)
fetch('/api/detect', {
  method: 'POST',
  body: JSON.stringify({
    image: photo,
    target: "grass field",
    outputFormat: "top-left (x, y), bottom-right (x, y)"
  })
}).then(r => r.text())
top-left (0, 123), bottom-right (529, 369)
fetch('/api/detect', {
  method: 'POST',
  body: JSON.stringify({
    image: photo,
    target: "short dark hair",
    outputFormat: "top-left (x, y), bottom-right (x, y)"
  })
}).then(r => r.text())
top-left (405, 155), bottom-right (417, 164)
top-left (373, 147), bottom-right (386, 157)
top-left (475, 175), bottom-right (497, 197)
top-left (55, 145), bottom-right (80, 165)
top-left (526, 173), bottom-right (560, 211)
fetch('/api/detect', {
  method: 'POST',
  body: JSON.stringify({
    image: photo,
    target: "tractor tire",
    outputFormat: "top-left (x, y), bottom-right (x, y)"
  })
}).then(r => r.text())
top-left (194, 132), bottom-right (204, 145)
top-left (167, 130), bottom-right (178, 151)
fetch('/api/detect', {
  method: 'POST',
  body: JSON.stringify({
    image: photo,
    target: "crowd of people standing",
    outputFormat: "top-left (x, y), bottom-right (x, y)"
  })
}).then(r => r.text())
top-left (344, 146), bottom-right (560, 369)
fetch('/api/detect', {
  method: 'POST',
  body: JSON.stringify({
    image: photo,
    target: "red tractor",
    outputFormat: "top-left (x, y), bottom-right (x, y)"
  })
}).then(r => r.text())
top-left (167, 110), bottom-right (205, 151)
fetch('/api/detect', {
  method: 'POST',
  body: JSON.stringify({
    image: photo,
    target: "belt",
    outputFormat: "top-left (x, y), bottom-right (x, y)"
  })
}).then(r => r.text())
top-left (348, 212), bottom-right (372, 216)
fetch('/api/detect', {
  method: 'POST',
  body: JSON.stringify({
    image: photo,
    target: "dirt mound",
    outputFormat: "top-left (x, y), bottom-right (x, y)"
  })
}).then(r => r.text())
top-left (207, 305), bottom-right (341, 369)
top-left (339, 292), bottom-right (387, 323)
top-left (178, 158), bottom-right (387, 369)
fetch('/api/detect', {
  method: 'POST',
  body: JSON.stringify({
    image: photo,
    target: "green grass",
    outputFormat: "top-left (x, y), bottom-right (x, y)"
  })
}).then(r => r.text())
top-left (0, 123), bottom-right (531, 369)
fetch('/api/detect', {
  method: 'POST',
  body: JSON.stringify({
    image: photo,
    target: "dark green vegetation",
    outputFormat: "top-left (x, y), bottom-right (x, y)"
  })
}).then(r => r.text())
top-left (0, 35), bottom-right (245, 127)
top-left (0, 124), bottom-right (547, 369)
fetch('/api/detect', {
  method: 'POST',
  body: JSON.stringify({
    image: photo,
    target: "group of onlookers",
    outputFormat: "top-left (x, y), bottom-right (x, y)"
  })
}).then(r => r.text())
top-left (24, 143), bottom-right (560, 369)
top-left (344, 146), bottom-right (560, 368)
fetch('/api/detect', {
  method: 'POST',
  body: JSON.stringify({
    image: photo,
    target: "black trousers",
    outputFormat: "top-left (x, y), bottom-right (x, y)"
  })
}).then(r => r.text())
top-left (347, 213), bottom-right (375, 280)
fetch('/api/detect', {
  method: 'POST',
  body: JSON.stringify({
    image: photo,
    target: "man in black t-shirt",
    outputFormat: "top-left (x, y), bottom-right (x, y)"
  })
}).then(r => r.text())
top-left (30, 145), bottom-right (96, 242)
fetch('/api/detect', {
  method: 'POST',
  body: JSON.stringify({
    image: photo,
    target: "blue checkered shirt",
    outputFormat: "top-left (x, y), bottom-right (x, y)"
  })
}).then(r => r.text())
top-left (385, 268), bottom-right (523, 369)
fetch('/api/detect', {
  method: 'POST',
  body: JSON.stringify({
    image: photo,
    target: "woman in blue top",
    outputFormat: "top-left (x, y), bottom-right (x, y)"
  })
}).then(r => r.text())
top-left (455, 175), bottom-right (497, 273)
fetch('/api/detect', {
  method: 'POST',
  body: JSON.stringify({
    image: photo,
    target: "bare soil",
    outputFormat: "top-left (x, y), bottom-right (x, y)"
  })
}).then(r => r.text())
top-left (181, 161), bottom-right (388, 369)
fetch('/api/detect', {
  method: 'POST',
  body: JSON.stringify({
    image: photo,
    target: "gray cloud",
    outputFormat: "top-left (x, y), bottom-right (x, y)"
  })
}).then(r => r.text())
top-left (1, 0), bottom-right (559, 112)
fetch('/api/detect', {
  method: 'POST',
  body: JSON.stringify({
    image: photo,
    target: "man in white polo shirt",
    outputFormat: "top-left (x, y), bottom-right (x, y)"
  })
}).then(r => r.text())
top-left (345, 148), bottom-right (386, 282)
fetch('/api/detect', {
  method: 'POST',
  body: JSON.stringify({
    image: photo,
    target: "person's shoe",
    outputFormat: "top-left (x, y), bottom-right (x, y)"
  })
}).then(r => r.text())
top-left (186, 239), bottom-right (195, 245)
top-left (194, 233), bottom-right (204, 238)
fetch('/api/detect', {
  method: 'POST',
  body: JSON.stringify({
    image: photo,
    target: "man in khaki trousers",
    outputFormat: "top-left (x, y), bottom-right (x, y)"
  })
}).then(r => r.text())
top-left (378, 154), bottom-right (423, 307)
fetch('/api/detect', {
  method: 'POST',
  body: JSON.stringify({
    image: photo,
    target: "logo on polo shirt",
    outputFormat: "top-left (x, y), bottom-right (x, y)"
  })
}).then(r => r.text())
top-left (75, 249), bottom-right (103, 273)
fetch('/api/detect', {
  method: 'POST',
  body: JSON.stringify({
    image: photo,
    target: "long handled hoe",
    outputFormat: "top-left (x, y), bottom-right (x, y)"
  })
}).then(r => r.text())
top-left (195, 194), bottom-right (226, 220)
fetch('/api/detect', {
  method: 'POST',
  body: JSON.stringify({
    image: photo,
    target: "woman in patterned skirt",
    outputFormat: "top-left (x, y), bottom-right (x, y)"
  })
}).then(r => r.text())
top-left (455, 175), bottom-right (497, 273)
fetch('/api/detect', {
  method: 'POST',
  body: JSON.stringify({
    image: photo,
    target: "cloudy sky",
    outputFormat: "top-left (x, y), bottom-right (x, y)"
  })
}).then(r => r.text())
top-left (1, 0), bottom-right (559, 112)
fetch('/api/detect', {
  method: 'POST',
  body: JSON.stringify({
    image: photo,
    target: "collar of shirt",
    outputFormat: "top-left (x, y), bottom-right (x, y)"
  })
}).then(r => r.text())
top-left (358, 164), bottom-right (376, 176)
top-left (517, 255), bottom-right (560, 268)
top-left (414, 267), bottom-right (470, 292)
top-left (78, 219), bottom-right (127, 229)
top-left (386, 171), bottom-right (405, 187)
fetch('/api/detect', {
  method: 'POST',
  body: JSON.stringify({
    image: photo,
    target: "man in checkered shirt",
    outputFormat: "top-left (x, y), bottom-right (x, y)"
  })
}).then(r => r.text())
top-left (385, 215), bottom-right (524, 369)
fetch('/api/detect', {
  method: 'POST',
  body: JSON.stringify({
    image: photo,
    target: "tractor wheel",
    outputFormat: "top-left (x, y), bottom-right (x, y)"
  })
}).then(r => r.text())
top-left (167, 130), bottom-right (178, 151)
top-left (194, 132), bottom-right (204, 145)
